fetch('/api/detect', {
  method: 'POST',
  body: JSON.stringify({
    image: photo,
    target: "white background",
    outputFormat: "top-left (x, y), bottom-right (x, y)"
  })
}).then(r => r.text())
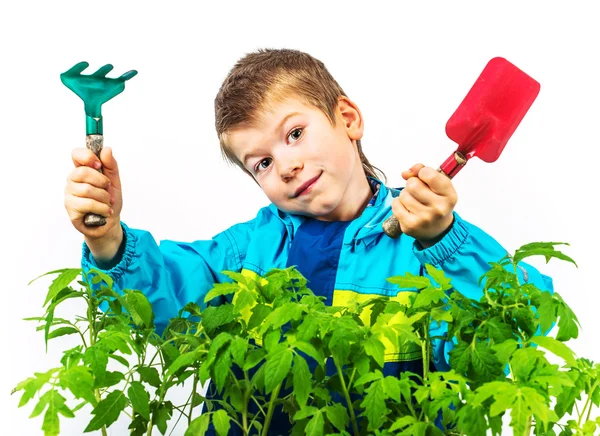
top-left (1, 1), bottom-right (599, 434)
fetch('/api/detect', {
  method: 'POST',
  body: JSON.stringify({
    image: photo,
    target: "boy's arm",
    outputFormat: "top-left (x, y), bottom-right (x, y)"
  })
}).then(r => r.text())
top-left (82, 219), bottom-right (256, 333)
top-left (411, 212), bottom-right (554, 371)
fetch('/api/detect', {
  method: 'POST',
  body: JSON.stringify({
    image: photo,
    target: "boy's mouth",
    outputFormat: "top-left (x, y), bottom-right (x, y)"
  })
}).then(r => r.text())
top-left (292, 173), bottom-right (322, 198)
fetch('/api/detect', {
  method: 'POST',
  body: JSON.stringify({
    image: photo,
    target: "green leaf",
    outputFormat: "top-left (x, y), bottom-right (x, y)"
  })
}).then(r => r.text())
top-left (472, 381), bottom-right (517, 414)
top-left (185, 414), bottom-right (210, 436)
top-left (389, 415), bottom-right (417, 431)
top-left (360, 379), bottom-right (389, 431)
top-left (13, 370), bottom-right (54, 408)
top-left (204, 282), bottom-right (240, 303)
top-left (229, 337), bottom-right (248, 368)
top-left (521, 386), bottom-right (558, 429)
top-left (246, 304), bottom-right (272, 332)
top-left (243, 348), bottom-right (266, 371)
top-left (166, 350), bottom-right (202, 377)
top-left (234, 288), bottom-right (256, 311)
top-left (39, 269), bottom-right (81, 306)
top-left (531, 335), bottom-right (577, 366)
top-left (491, 339), bottom-right (518, 365)
top-left (138, 366), bottom-right (161, 388)
top-left (324, 403), bottom-right (348, 432)
top-left (425, 264), bottom-right (453, 290)
top-left (59, 366), bottom-right (96, 405)
top-left (413, 287), bottom-right (446, 308)
top-left (95, 371), bottom-right (125, 389)
top-left (510, 390), bottom-right (531, 435)
top-left (471, 342), bottom-right (502, 379)
top-left (86, 268), bottom-right (114, 289)
top-left (264, 347), bottom-right (292, 394)
top-left (556, 295), bottom-right (580, 342)
top-left (153, 401), bottom-right (173, 434)
top-left (41, 390), bottom-right (73, 436)
top-left (354, 371), bottom-right (382, 387)
top-left (364, 335), bottom-right (385, 368)
top-left (456, 404), bottom-right (488, 436)
top-left (212, 409), bottom-right (231, 436)
top-left (202, 304), bottom-right (236, 333)
top-left (537, 291), bottom-right (557, 334)
top-left (83, 346), bottom-right (108, 385)
top-left (430, 307), bottom-right (453, 323)
top-left (294, 405), bottom-right (318, 420)
top-left (294, 341), bottom-right (324, 367)
top-left (213, 347), bottom-right (232, 392)
top-left (84, 390), bottom-right (127, 432)
top-left (511, 348), bottom-right (545, 382)
top-left (293, 354), bottom-right (311, 407)
top-left (305, 409), bottom-right (325, 436)
top-left (108, 354), bottom-right (130, 368)
top-left (513, 242), bottom-right (577, 267)
top-left (387, 272), bottom-right (431, 290)
top-left (484, 317), bottom-right (514, 343)
top-left (123, 290), bottom-right (154, 328)
top-left (128, 382), bottom-right (150, 421)
top-left (260, 302), bottom-right (304, 334)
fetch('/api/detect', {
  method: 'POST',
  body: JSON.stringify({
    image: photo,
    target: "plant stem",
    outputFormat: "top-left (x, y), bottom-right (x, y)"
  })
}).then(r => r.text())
top-left (261, 383), bottom-right (282, 436)
top-left (188, 372), bottom-right (199, 427)
top-left (87, 294), bottom-right (108, 436)
top-left (585, 382), bottom-right (599, 422)
top-left (421, 319), bottom-right (430, 381)
top-left (334, 360), bottom-right (360, 436)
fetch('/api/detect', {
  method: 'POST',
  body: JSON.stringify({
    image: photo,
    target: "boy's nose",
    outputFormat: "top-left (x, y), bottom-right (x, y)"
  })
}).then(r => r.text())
top-left (279, 160), bottom-right (303, 182)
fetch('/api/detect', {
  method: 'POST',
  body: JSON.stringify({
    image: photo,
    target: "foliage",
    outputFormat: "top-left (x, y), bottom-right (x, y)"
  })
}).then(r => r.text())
top-left (13, 242), bottom-right (600, 435)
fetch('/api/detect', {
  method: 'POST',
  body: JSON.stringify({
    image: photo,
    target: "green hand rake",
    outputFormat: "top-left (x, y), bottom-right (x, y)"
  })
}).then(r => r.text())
top-left (61, 62), bottom-right (137, 227)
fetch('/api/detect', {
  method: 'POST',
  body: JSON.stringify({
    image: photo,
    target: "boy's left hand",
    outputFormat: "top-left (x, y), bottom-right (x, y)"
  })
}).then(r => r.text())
top-left (391, 163), bottom-right (458, 248)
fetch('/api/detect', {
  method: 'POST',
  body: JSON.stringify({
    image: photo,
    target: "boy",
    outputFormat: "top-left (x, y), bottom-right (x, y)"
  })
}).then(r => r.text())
top-left (64, 49), bottom-right (552, 433)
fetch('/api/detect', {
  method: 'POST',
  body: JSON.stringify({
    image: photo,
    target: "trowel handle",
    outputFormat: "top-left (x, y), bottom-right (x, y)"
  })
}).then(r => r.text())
top-left (381, 152), bottom-right (467, 239)
top-left (84, 134), bottom-right (107, 227)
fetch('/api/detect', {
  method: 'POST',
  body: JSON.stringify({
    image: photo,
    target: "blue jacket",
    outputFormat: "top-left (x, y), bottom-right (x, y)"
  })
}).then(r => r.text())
top-left (82, 181), bottom-right (552, 373)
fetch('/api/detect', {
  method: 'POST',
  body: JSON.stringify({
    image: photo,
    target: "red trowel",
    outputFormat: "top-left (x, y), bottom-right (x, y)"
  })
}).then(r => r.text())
top-left (382, 57), bottom-right (541, 238)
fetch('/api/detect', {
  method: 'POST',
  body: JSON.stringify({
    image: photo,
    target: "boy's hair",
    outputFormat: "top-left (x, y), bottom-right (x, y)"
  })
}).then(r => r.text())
top-left (214, 48), bottom-right (386, 182)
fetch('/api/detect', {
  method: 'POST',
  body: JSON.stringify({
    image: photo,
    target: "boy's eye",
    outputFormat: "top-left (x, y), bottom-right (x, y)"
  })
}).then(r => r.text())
top-left (255, 157), bottom-right (272, 173)
top-left (287, 127), bottom-right (303, 143)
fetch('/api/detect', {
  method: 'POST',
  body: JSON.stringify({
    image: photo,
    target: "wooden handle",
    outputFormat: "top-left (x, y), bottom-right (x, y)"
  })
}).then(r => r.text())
top-left (84, 134), bottom-right (107, 227)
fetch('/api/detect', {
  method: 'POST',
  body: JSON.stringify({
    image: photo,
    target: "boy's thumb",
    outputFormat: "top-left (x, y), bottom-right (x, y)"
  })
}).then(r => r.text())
top-left (99, 147), bottom-right (121, 183)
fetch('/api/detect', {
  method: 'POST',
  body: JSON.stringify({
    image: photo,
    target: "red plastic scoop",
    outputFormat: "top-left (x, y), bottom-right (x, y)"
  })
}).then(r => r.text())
top-left (440, 57), bottom-right (541, 178)
top-left (382, 57), bottom-right (541, 238)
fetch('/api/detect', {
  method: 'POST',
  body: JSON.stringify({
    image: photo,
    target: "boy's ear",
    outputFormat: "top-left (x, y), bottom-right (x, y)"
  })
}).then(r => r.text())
top-left (337, 96), bottom-right (363, 141)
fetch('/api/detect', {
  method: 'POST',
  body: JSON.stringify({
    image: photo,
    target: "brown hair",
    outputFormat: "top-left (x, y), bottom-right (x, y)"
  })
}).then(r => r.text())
top-left (214, 48), bottom-right (385, 182)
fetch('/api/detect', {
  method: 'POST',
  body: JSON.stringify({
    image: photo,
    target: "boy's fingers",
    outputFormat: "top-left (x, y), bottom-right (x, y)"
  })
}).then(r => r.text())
top-left (67, 182), bottom-right (112, 206)
top-left (69, 166), bottom-right (111, 189)
top-left (99, 147), bottom-right (122, 189)
top-left (66, 195), bottom-right (113, 219)
top-left (416, 166), bottom-right (453, 196)
top-left (72, 147), bottom-right (102, 169)
top-left (402, 163), bottom-right (425, 181)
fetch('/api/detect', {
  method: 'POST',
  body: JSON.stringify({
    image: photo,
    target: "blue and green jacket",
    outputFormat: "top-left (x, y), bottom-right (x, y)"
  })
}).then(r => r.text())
top-left (81, 180), bottom-right (552, 432)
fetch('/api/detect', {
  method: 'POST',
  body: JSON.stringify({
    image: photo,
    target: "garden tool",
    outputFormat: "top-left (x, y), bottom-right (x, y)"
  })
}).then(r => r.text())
top-left (382, 57), bottom-right (541, 238)
top-left (61, 62), bottom-right (137, 226)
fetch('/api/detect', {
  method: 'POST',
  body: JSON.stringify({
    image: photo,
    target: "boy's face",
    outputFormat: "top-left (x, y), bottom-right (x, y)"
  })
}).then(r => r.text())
top-left (226, 96), bottom-right (370, 221)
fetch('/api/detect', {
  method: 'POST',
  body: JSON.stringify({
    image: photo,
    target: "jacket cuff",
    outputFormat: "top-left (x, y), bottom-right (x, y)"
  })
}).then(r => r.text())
top-left (412, 212), bottom-right (469, 267)
top-left (82, 222), bottom-right (136, 282)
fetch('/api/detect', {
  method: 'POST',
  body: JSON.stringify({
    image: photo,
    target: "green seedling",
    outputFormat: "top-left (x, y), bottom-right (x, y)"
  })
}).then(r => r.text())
top-left (60, 62), bottom-right (137, 226)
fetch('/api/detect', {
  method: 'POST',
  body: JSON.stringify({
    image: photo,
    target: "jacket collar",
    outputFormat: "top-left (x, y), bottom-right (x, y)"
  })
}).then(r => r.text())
top-left (268, 178), bottom-right (401, 246)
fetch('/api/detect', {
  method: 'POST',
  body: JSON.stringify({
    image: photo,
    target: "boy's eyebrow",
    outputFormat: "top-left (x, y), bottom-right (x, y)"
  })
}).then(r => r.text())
top-left (241, 111), bottom-right (301, 165)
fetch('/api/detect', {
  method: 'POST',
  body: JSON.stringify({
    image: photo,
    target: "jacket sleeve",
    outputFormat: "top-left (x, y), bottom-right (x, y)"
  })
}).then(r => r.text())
top-left (81, 220), bottom-right (255, 333)
top-left (411, 212), bottom-right (554, 371)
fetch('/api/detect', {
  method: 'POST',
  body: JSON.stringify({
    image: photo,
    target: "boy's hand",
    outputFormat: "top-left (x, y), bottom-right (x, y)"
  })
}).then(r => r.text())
top-left (392, 163), bottom-right (458, 248)
top-left (65, 147), bottom-right (124, 261)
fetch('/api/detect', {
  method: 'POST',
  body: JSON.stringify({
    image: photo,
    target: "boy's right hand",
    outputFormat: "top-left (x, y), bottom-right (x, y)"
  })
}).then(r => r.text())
top-left (65, 147), bottom-right (124, 261)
